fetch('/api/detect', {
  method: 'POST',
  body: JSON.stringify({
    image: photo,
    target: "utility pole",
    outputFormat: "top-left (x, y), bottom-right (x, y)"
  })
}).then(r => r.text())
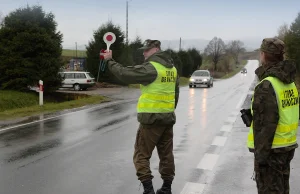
top-left (179, 37), bottom-right (182, 51)
top-left (126, 1), bottom-right (129, 46)
top-left (75, 42), bottom-right (78, 58)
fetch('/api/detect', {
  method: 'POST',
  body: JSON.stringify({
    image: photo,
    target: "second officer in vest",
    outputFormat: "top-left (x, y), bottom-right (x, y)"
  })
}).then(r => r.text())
top-left (103, 39), bottom-right (179, 194)
top-left (247, 38), bottom-right (299, 194)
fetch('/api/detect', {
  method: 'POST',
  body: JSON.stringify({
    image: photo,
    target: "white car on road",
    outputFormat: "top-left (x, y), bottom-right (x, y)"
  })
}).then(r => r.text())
top-left (189, 70), bottom-right (214, 88)
top-left (59, 71), bottom-right (95, 91)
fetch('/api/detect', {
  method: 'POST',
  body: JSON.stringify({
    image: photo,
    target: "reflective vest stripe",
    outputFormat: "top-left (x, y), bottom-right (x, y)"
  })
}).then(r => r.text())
top-left (137, 103), bottom-right (175, 109)
top-left (139, 94), bottom-right (175, 101)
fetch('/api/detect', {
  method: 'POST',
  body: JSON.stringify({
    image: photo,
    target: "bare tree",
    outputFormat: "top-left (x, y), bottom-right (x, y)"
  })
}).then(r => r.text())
top-left (223, 55), bottom-right (231, 73)
top-left (277, 23), bottom-right (289, 41)
top-left (226, 40), bottom-right (246, 65)
top-left (204, 37), bottom-right (225, 71)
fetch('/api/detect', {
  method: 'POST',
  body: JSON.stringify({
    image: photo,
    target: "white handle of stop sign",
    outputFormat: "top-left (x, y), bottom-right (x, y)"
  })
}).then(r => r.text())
top-left (106, 43), bottom-right (111, 51)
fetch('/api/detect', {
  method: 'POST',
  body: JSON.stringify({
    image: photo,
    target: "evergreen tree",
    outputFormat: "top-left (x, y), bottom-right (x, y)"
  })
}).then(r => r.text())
top-left (0, 5), bottom-right (63, 91)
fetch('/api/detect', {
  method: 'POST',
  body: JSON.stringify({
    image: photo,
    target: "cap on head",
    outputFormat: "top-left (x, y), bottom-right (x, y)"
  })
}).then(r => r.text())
top-left (260, 38), bottom-right (285, 55)
top-left (139, 39), bottom-right (161, 50)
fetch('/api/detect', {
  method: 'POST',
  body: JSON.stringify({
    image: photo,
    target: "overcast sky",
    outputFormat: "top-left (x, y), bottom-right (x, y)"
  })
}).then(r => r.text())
top-left (1, 0), bottom-right (300, 50)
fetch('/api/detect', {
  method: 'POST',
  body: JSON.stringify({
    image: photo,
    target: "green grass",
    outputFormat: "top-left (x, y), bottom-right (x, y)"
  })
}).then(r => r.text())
top-left (0, 91), bottom-right (109, 120)
top-left (221, 60), bottom-right (248, 79)
top-left (0, 90), bottom-right (38, 111)
top-left (62, 49), bottom-right (87, 57)
top-left (199, 60), bottom-right (212, 70)
top-left (199, 58), bottom-right (248, 79)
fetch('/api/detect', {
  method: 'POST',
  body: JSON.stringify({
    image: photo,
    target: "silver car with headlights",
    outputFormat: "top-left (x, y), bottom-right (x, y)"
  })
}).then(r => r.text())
top-left (189, 70), bottom-right (213, 88)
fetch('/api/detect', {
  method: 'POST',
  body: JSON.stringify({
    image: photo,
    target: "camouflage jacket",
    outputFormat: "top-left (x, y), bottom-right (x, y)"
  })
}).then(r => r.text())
top-left (250, 60), bottom-right (299, 164)
top-left (106, 51), bottom-right (179, 126)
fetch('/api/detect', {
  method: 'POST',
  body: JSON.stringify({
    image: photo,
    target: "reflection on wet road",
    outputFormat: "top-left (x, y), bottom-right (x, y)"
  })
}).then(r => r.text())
top-left (0, 60), bottom-right (258, 194)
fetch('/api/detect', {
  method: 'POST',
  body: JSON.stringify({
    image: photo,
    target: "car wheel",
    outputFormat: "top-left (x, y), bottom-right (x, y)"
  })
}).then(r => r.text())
top-left (74, 84), bottom-right (81, 91)
top-left (189, 85), bottom-right (192, 88)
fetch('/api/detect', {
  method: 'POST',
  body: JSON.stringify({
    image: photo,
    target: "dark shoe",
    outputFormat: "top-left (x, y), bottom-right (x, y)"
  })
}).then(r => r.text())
top-left (143, 189), bottom-right (155, 194)
top-left (156, 188), bottom-right (172, 194)
top-left (156, 180), bottom-right (172, 194)
top-left (142, 180), bottom-right (155, 194)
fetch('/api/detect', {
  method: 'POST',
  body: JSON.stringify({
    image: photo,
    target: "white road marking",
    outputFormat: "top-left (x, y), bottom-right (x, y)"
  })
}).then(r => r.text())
top-left (211, 136), bottom-right (227, 146)
top-left (197, 153), bottom-right (219, 170)
top-left (181, 61), bottom-right (257, 194)
top-left (220, 125), bottom-right (233, 132)
top-left (180, 182), bottom-right (205, 194)
top-left (226, 116), bottom-right (237, 123)
top-left (230, 110), bottom-right (240, 117)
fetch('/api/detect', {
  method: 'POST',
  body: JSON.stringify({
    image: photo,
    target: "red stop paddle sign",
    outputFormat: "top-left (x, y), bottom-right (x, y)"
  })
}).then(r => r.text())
top-left (103, 32), bottom-right (116, 51)
top-left (106, 35), bottom-right (113, 41)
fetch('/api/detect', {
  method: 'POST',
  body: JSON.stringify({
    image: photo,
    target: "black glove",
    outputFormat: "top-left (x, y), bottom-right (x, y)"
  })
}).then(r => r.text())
top-left (240, 109), bottom-right (252, 127)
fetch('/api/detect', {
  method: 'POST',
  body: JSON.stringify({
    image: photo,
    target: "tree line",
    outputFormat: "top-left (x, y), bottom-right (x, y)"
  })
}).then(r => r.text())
top-left (0, 4), bottom-right (246, 91)
top-left (276, 12), bottom-right (300, 72)
top-left (85, 21), bottom-right (204, 84)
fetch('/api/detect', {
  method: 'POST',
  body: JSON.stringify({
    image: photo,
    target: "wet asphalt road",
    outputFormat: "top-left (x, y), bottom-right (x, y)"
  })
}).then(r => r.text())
top-left (0, 60), bottom-right (259, 194)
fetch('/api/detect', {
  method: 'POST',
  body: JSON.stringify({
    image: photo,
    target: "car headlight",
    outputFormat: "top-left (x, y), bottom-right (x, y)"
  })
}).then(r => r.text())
top-left (203, 79), bottom-right (208, 81)
top-left (190, 78), bottom-right (194, 82)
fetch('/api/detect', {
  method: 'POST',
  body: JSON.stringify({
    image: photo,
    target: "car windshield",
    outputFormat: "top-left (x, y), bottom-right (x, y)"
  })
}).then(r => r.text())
top-left (192, 71), bottom-right (209, 76)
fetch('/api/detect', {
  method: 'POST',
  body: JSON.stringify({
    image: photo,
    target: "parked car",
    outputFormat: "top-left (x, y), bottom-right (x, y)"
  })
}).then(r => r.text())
top-left (59, 71), bottom-right (95, 91)
top-left (189, 70), bottom-right (213, 88)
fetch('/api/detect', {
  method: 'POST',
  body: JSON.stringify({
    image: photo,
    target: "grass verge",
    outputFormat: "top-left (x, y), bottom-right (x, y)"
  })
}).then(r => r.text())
top-left (0, 92), bottom-right (109, 120)
top-left (62, 49), bottom-right (87, 57)
top-left (179, 77), bottom-right (190, 86)
top-left (221, 60), bottom-right (248, 79)
top-left (0, 90), bottom-right (38, 111)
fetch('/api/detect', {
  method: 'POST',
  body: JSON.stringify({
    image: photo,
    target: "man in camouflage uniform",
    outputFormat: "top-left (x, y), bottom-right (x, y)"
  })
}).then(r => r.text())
top-left (103, 39), bottom-right (179, 194)
top-left (247, 38), bottom-right (299, 194)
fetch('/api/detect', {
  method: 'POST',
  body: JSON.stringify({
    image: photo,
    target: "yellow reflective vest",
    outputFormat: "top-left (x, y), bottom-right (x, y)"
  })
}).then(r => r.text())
top-left (247, 76), bottom-right (299, 149)
top-left (137, 61), bottom-right (177, 113)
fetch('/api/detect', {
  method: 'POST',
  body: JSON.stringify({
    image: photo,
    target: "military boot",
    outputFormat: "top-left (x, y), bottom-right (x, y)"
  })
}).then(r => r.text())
top-left (156, 180), bottom-right (172, 194)
top-left (142, 180), bottom-right (155, 194)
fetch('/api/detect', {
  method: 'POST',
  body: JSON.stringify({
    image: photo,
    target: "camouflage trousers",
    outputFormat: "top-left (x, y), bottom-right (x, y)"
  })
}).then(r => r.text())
top-left (133, 124), bottom-right (175, 183)
top-left (254, 149), bottom-right (295, 194)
